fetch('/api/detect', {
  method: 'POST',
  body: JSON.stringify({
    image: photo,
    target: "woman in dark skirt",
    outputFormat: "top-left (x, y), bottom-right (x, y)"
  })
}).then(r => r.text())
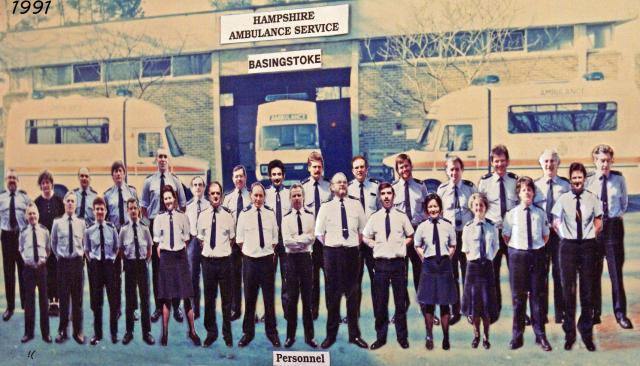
top-left (461, 192), bottom-right (500, 349)
top-left (153, 186), bottom-right (201, 346)
top-left (415, 193), bottom-right (457, 350)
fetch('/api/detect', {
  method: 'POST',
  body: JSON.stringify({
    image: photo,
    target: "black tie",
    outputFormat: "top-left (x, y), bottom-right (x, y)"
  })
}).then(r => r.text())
top-left (385, 208), bottom-right (391, 241)
top-left (160, 174), bottom-right (166, 211)
top-left (575, 192), bottom-right (583, 240)
top-left (433, 218), bottom-right (441, 260)
top-left (404, 181), bottom-right (412, 221)
top-left (454, 185), bottom-right (461, 228)
top-left (236, 190), bottom-right (243, 221)
top-left (118, 187), bottom-right (125, 226)
top-left (478, 222), bottom-right (486, 259)
top-left (257, 208), bottom-right (265, 248)
top-left (601, 175), bottom-right (609, 219)
top-left (499, 177), bottom-right (507, 219)
top-left (359, 183), bottom-right (365, 209)
top-left (314, 181), bottom-right (320, 218)
top-left (132, 222), bottom-right (141, 259)
top-left (169, 211), bottom-right (175, 249)
top-left (276, 188), bottom-right (282, 227)
top-left (525, 207), bottom-right (533, 250)
top-left (210, 209), bottom-right (217, 250)
top-left (9, 192), bottom-right (17, 230)
top-left (68, 216), bottom-right (74, 255)
top-left (79, 190), bottom-right (87, 219)
top-left (340, 198), bottom-right (349, 239)
top-left (32, 224), bottom-right (39, 263)
top-left (546, 179), bottom-right (554, 223)
top-left (197, 199), bottom-right (202, 220)
top-left (99, 224), bottom-right (106, 260)
top-left (297, 210), bottom-right (303, 235)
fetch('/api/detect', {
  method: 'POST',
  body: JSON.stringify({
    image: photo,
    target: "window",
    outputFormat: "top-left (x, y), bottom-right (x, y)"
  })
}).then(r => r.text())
top-left (439, 125), bottom-right (473, 151)
top-left (491, 30), bottom-right (524, 52)
top-left (138, 132), bottom-right (163, 157)
top-left (445, 32), bottom-right (488, 57)
top-left (261, 124), bottom-right (318, 151)
top-left (508, 102), bottom-right (617, 133)
top-left (527, 26), bottom-right (574, 51)
top-left (106, 60), bottom-right (140, 81)
top-left (142, 57), bottom-right (171, 78)
top-left (73, 63), bottom-right (100, 83)
top-left (173, 53), bottom-right (212, 76)
top-left (26, 118), bottom-right (109, 144)
top-left (165, 127), bottom-right (184, 157)
top-left (587, 24), bottom-right (612, 49)
top-left (416, 119), bottom-right (438, 151)
top-left (40, 66), bottom-right (71, 86)
top-left (360, 37), bottom-right (392, 63)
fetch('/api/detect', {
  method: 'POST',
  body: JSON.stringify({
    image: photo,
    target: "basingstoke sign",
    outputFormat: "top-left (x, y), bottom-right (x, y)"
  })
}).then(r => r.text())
top-left (248, 49), bottom-right (322, 74)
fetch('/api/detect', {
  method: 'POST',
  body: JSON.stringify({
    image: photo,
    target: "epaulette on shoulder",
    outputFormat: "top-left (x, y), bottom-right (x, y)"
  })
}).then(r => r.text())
top-left (438, 182), bottom-right (449, 190)
top-left (369, 178), bottom-right (379, 184)
top-left (611, 170), bottom-right (622, 176)
top-left (304, 208), bottom-right (313, 215)
top-left (321, 198), bottom-right (332, 204)
top-left (18, 189), bottom-right (28, 195)
top-left (348, 179), bottom-right (356, 186)
top-left (128, 184), bottom-right (137, 191)
top-left (105, 222), bottom-right (115, 228)
top-left (224, 189), bottom-right (235, 196)
top-left (242, 206), bottom-right (251, 212)
top-left (586, 171), bottom-right (595, 178)
top-left (221, 206), bottom-right (231, 213)
top-left (464, 220), bottom-right (474, 227)
top-left (462, 179), bottom-right (475, 187)
top-left (301, 177), bottom-right (311, 184)
top-left (145, 173), bottom-right (154, 179)
top-left (20, 226), bottom-right (29, 233)
top-left (89, 188), bottom-right (97, 194)
top-left (103, 186), bottom-right (112, 196)
top-left (485, 218), bottom-right (494, 225)
top-left (283, 210), bottom-right (292, 217)
top-left (263, 205), bottom-right (273, 211)
top-left (392, 179), bottom-right (399, 185)
top-left (187, 197), bottom-right (195, 206)
top-left (507, 172), bottom-right (518, 179)
top-left (414, 178), bottom-right (422, 184)
top-left (481, 173), bottom-right (493, 180)
top-left (532, 203), bottom-right (543, 211)
top-left (441, 217), bottom-right (452, 224)
top-left (394, 208), bottom-right (405, 215)
top-left (38, 223), bottom-right (48, 231)
top-left (73, 187), bottom-right (80, 192)
top-left (559, 176), bottom-right (570, 183)
top-left (171, 173), bottom-right (180, 180)
top-left (306, 202), bottom-right (314, 208)
top-left (321, 177), bottom-right (331, 183)
top-left (347, 195), bottom-right (359, 201)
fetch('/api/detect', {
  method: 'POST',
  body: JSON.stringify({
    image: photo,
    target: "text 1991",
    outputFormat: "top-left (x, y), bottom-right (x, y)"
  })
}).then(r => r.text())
top-left (12, 0), bottom-right (51, 15)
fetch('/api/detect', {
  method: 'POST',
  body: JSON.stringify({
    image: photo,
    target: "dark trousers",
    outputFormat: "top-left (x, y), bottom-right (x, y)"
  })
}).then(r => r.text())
top-left (187, 236), bottom-right (202, 316)
top-left (242, 255), bottom-right (277, 338)
top-left (492, 230), bottom-right (509, 314)
top-left (46, 255), bottom-right (58, 302)
top-left (274, 242), bottom-right (289, 318)
top-left (23, 264), bottom-right (49, 337)
top-left (594, 218), bottom-right (627, 317)
top-left (202, 256), bottom-right (232, 341)
top-left (124, 259), bottom-right (151, 335)
top-left (231, 244), bottom-right (243, 316)
top-left (1, 230), bottom-right (25, 310)
top-left (150, 220), bottom-right (179, 312)
top-left (324, 246), bottom-right (361, 339)
top-left (285, 252), bottom-right (314, 340)
top-left (57, 256), bottom-right (84, 336)
top-left (508, 248), bottom-right (547, 340)
top-left (404, 244), bottom-right (422, 310)
top-left (559, 239), bottom-right (596, 342)
top-left (546, 230), bottom-right (564, 322)
top-left (311, 239), bottom-right (324, 318)
top-left (451, 231), bottom-right (466, 315)
top-left (357, 243), bottom-right (376, 317)
top-left (89, 259), bottom-right (118, 338)
top-left (373, 258), bottom-right (408, 342)
top-left (114, 256), bottom-right (122, 314)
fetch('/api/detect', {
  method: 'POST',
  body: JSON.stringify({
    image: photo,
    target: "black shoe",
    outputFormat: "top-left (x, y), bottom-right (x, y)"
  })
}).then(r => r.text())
top-left (143, 333), bottom-right (155, 345)
top-left (471, 336), bottom-right (480, 349)
top-left (224, 338), bottom-right (233, 347)
top-left (230, 310), bottom-right (241, 321)
top-left (482, 339), bottom-right (491, 349)
top-left (433, 316), bottom-right (440, 325)
top-left (268, 335), bottom-right (281, 347)
top-left (593, 315), bottom-right (601, 325)
top-left (390, 315), bottom-right (396, 324)
top-left (173, 308), bottom-right (184, 323)
top-left (524, 314), bottom-right (531, 326)
top-left (425, 336), bottom-right (434, 350)
top-left (90, 336), bottom-right (101, 346)
top-left (564, 339), bottom-right (574, 350)
top-left (305, 338), bottom-right (318, 348)
top-left (509, 338), bottom-right (523, 350)
top-left (133, 310), bottom-right (140, 321)
top-left (260, 315), bottom-right (266, 323)
top-left (203, 334), bottom-right (217, 347)
top-left (349, 337), bottom-right (368, 349)
top-left (341, 316), bottom-right (348, 324)
top-left (73, 333), bottom-right (85, 345)
top-left (160, 331), bottom-right (168, 346)
top-left (55, 332), bottom-right (68, 344)
top-left (194, 311), bottom-right (200, 320)
top-left (370, 339), bottom-right (386, 350)
top-left (539, 336), bottom-right (552, 352)
top-left (2, 309), bottom-right (13, 321)
top-left (312, 311), bottom-right (319, 321)
top-left (450, 314), bottom-right (461, 325)
top-left (555, 316), bottom-right (563, 324)
top-left (188, 331), bottom-right (201, 346)
top-left (284, 337), bottom-right (295, 348)
top-left (467, 315), bottom-right (473, 324)
top-left (442, 337), bottom-right (450, 350)
top-left (320, 337), bottom-right (336, 349)
top-left (398, 339), bottom-right (409, 349)
top-left (111, 335), bottom-right (118, 344)
top-left (21, 335), bottom-right (34, 343)
top-left (583, 338), bottom-right (596, 352)
top-left (122, 333), bottom-right (134, 345)
top-left (49, 303), bottom-right (60, 317)
top-left (616, 314), bottom-right (633, 329)
top-left (42, 335), bottom-right (52, 343)
top-left (238, 335), bottom-right (253, 347)
top-left (151, 309), bottom-right (161, 323)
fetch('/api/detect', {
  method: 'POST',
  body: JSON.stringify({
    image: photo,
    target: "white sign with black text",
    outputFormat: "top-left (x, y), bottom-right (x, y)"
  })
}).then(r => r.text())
top-left (248, 49), bottom-right (322, 74)
top-left (221, 4), bottom-right (349, 44)
top-left (273, 351), bottom-right (330, 366)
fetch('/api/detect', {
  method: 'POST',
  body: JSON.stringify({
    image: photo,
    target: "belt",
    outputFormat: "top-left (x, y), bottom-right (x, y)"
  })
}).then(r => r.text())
top-left (160, 248), bottom-right (186, 254)
top-left (374, 257), bottom-right (404, 262)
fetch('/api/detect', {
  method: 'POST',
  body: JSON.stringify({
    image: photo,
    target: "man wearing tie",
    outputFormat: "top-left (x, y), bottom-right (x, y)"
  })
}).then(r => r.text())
top-left (84, 197), bottom-right (119, 345)
top-left (0, 169), bottom-right (31, 321)
top-left (141, 148), bottom-right (187, 323)
top-left (74, 168), bottom-right (97, 227)
top-left (282, 183), bottom-right (317, 348)
top-left (265, 159), bottom-right (291, 319)
top-left (222, 165), bottom-right (251, 321)
top-left (300, 152), bottom-right (331, 320)
top-left (585, 144), bottom-right (632, 329)
top-left (478, 145), bottom-right (518, 318)
top-left (51, 192), bottom-right (86, 344)
top-left (186, 176), bottom-right (210, 320)
top-left (315, 173), bottom-right (368, 350)
top-left (534, 150), bottom-right (570, 325)
top-left (197, 181), bottom-right (235, 348)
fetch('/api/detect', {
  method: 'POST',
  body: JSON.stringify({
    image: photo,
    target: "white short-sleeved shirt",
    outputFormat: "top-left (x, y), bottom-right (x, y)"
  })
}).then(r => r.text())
top-left (236, 205), bottom-right (278, 257)
top-left (551, 190), bottom-right (603, 240)
top-left (502, 203), bottom-right (549, 250)
top-left (281, 209), bottom-right (315, 253)
top-left (314, 196), bottom-right (366, 248)
top-left (197, 206), bottom-right (235, 258)
top-left (153, 210), bottom-right (190, 251)
top-left (414, 217), bottom-right (456, 258)
top-left (363, 207), bottom-right (414, 258)
top-left (462, 219), bottom-right (500, 261)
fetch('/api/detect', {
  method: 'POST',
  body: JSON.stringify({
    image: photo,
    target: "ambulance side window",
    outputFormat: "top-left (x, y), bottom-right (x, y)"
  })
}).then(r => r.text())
top-left (138, 132), bottom-right (162, 157)
top-left (439, 125), bottom-right (473, 151)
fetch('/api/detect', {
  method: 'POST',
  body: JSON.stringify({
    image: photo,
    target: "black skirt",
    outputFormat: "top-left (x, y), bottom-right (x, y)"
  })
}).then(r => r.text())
top-left (461, 259), bottom-right (498, 321)
top-left (416, 256), bottom-right (457, 305)
top-left (158, 249), bottom-right (193, 300)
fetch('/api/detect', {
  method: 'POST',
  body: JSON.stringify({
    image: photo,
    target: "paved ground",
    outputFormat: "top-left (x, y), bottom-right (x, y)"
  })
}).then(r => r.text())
top-left (1, 198), bottom-right (639, 366)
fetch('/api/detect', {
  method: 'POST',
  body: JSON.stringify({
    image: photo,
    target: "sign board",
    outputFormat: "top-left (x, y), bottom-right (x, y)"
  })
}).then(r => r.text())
top-left (248, 49), bottom-right (322, 74)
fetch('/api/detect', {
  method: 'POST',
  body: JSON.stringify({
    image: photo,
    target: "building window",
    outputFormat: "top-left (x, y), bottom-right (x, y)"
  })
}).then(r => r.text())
top-left (40, 65), bottom-right (71, 86)
top-left (439, 125), bottom-right (473, 151)
top-left (142, 57), bottom-right (171, 78)
top-left (491, 29), bottom-right (525, 52)
top-left (587, 24), bottom-right (612, 49)
top-left (138, 132), bottom-right (162, 157)
top-left (25, 118), bottom-right (109, 144)
top-left (527, 26), bottom-right (574, 51)
top-left (173, 53), bottom-right (212, 76)
top-left (508, 102), bottom-right (617, 133)
top-left (73, 63), bottom-right (101, 83)
top-left (106, 60), bottom-right (140, 81)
